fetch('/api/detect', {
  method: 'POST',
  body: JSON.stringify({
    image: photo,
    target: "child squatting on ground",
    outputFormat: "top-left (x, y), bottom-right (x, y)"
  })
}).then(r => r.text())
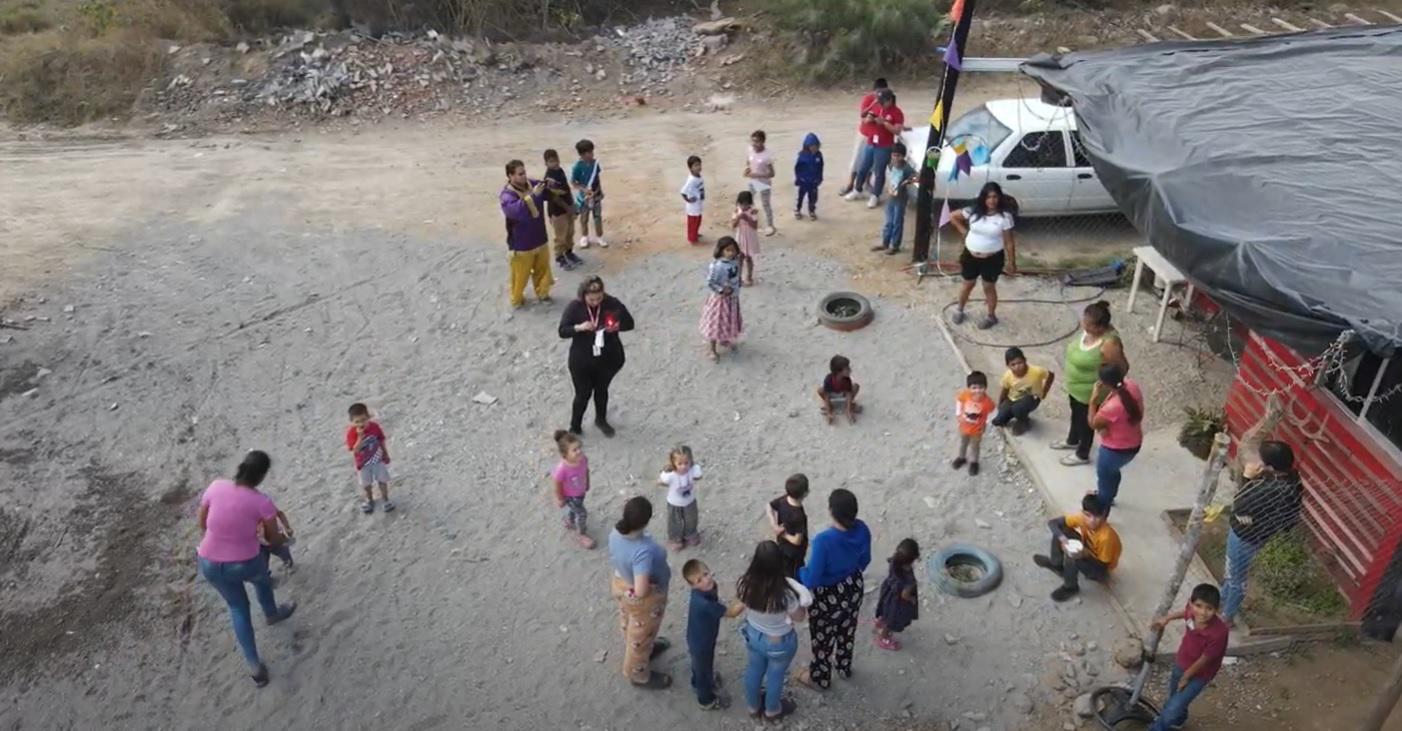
top-left (1148, 583), bottom-right (1230, 731)
top-left (570, 138), bottom-right (608, 249)
top-left (874, 538), bottom-right (920, 650)
top-left (1035, 494), bottom-right (1122, 601)
top-left (551, 430), bottom-right (595, 549)
top-left (731, 190), bottom-right (761, 286)
top-left (543, 148), bottom-right (584, 271)
top-left (681, 155), bottom-right (706, 245)
top-left (659, 445), bottom-right (703, 551)
top-left (699, 236), bottom-right (744, 362)
top-left (684, 559), bottom-right (745, 710)
top-left (818, 355), bottom-right (861, 425)
top-left (794, 133), bottom-right (824, 220)
top-left (953, 371), bottom-right (996, 475)
top-left (992, 346), bottom-right (1054, 435)
top-left (346, 402), bottom-right (394, 513)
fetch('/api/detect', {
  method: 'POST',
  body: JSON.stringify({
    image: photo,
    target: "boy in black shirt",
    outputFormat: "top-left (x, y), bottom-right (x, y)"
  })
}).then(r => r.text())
top-left (542, 149), bottom-right (582, 270)
top-left (683, 559), bottom-right (743, 710)
top-left (767, 474), bottom-right (811, 578)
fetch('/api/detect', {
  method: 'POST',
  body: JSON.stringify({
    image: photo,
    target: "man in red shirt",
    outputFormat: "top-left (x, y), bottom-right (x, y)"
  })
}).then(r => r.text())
top-left (839, 78), bottom-right (889, 197)
top-left (844, 89), bottom-right (906, 209)
top-left (1147, 583), bottom-right (1230, 731)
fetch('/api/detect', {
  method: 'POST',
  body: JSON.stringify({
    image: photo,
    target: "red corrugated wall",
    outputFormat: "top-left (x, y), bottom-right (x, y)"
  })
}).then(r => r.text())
top-left (1225, 332), bottom-right (1402, 618)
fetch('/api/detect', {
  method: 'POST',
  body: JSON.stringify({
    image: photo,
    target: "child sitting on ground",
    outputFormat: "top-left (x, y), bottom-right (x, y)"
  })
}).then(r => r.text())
top-left (991, 347), bottom-right (1054, 435)
top-left (953, 371), bottom-right (995, 475)
top-left (874, 538), bottom-right (919, 651)
top-left (818, 355), bottom-right (862, 425)
top-left (659, 445), bottom-right (703, 550)
top-left (766, 474), bottom-right (811, 578)
top-left (1035, 494), bottom-right (1122, 601)
top-left (346, 402), bottom-right (394, 513)
top-left (683, 559), bottom-right (746, 710)
top-left (551, 430), bottom-right (595, 549)
top-left (1147, 584), bottom-right (1230, 731)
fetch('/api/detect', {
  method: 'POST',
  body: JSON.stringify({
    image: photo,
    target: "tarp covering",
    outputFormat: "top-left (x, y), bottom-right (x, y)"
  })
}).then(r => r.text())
top-left (1021, 26), bottom-right (1402, 357)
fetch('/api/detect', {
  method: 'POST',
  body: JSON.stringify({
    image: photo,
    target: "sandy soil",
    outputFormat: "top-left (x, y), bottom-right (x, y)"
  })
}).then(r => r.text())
top-left (0, 86), bottom-right (1387, 730)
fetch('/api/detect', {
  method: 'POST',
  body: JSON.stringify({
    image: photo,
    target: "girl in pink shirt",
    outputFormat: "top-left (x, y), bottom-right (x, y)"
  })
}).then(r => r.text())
top-left (1089, 365), bottom-right (1145, 510)
top-left (551, 430), bottom-right (595, 549)
top-left (731, 190), bottom-right (761, 286)
top-left (196, 451), bottom-right (297, 687)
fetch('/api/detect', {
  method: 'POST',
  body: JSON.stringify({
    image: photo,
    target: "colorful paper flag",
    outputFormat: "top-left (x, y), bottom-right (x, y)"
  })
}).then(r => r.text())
top-left (952, 139), bottom-right (967, 155)
top-left (950, 0), bottom-right (966, 23)
top-left (971, 144), bottom-right (990, 166)
top-left (938, 199), bottom-right (953, 228)
top-left (956, 151), bottom-right (973, 176)
top-left (948, 166), bottom-right (960, 182)
top-left (944, 40), bottom-right (962, 71)
top-left (928, 100), bottom-right (945, 128)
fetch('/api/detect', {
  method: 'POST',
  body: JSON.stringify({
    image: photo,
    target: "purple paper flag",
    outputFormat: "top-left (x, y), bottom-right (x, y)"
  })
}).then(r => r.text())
top-left (938, 199), bottom-right (952, 228)
top-left (944, 40), bottom-right (962, 71)
top-left (956, 151), bottom-right (973, 176)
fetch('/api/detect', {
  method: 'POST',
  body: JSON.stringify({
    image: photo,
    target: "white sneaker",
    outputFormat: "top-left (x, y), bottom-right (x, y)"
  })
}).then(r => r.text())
top-left (578, 236), bottom-right (590, 249)
top-left (867, 195), bottom-right (880, 209)
top-left (843, 191), bottom-right (862, 202)
top-left (592, 236), bottom-right (609, 248)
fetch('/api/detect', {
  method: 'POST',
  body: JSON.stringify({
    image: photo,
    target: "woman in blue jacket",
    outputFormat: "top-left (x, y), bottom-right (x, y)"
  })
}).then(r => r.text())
top-left (796, 488), bottom-right (871, 690)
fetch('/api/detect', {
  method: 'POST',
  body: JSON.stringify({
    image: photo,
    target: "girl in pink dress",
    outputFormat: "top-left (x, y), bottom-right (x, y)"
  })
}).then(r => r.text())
top-left (731, 190), bottom-right (761, 285)
top-left (699, 236), bottom-right (744, 361)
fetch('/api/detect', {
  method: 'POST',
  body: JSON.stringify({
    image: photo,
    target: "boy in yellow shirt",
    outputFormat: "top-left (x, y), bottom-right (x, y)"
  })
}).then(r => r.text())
top-left (991, 347), bottom-right (1053, 436)
top-left (1035, 494), bottom-right (1121, 601)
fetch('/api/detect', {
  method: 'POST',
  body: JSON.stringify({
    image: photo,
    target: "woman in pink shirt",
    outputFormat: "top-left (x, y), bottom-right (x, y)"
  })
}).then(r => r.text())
top-left (196, 451), bottom-right (296, 687)
top-left (1088, 365), bottom-right (1145, 511)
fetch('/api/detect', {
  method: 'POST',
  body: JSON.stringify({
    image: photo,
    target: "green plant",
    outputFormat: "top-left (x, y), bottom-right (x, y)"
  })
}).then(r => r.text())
top-left (1178, 405), bottom-right (1225, 460)
top-left (761, 0), bottom-right (952, 80)
top-left (0, 2), bottom-right (51, 35)
top-left (1254, 531), bottom-right (1349, 616)
top-left (77, 0), bottom-right (117, 34)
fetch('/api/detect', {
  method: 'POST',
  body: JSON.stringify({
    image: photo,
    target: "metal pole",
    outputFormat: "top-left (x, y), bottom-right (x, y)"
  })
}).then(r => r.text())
top-left (1361, 643), bottom-right (1402, 730)
top-left (1127, 430), bottom-right (1231, 706)
top-left (912, 0), bottom-right (978, 263)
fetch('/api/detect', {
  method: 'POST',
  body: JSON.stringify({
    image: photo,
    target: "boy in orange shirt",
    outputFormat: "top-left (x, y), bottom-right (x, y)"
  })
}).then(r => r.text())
top-left (953, 371), bottom-right (995, 475)
top-left (1036, 494), bottom-right (1122, 601)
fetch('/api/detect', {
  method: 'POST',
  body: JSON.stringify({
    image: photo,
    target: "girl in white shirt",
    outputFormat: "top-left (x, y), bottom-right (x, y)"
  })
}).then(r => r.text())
top-left (949, 182), bottom-right (1019, 330)
top-left (658, 445), bottom-right (703, 550)
top-left (736, 541), bottom-right (812, 721)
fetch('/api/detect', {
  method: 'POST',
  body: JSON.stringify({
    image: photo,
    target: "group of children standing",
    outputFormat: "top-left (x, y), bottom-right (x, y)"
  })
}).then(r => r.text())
top-left (541, 140), bottom-right (611, 273)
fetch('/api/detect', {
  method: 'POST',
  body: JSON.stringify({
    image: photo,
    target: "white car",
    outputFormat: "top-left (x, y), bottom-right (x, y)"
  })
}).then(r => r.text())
top-left (900, 98), bottom-right (1118, 217)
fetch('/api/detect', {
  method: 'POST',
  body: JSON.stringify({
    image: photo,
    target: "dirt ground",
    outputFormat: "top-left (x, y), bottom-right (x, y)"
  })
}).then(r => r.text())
top-left (1, 84), bottom-right (1398, 730)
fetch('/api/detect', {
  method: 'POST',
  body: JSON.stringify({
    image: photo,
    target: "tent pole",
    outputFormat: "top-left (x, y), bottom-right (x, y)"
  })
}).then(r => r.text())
top-left (913, 0), bottom-right (978, 264)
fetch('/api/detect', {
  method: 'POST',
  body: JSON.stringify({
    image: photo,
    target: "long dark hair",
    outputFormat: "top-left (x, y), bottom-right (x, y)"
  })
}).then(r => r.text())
top-left (615, 496), bottom-right (652, 534)
top-left (235, 451), bottom-right (271, 488)
top-left (1098, 364), bottom-right (1142, 424)
top-left (829, 488), bottom-right (859, 529)
top-left (736, 541), bottom-right (797, 613)
top-left (971, 182), bottom-right (1012, 221)
top-left (1083, 300), bottom-right (1113, 332)
top-left (890, 538), bottom-right (920, 571)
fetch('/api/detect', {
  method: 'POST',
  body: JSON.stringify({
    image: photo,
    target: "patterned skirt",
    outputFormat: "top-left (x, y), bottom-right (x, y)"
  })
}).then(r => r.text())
top-left (699, 292), bottom-right (744, 343)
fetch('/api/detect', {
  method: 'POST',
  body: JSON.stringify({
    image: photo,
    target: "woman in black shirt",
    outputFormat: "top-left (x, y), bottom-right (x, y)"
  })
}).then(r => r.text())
top-left (1222, 440), bottom-right (1303, 623)
top-left (558, 275), bottom-right (635, 436)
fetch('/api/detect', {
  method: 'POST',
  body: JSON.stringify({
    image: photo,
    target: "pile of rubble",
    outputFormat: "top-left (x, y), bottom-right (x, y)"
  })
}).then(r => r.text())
top-left (599, 17), bottom-right (706, 96)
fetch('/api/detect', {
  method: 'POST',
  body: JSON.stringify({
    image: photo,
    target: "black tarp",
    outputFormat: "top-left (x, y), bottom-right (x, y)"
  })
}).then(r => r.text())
top-left (1021, 26), bottom-right (1402, 357)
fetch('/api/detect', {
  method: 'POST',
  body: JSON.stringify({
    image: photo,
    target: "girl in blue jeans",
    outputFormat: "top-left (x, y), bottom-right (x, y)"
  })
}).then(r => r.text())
top-left (736, 541), bottom-right (813, 721)
top-left (196, 451), bottom-right (297, 686)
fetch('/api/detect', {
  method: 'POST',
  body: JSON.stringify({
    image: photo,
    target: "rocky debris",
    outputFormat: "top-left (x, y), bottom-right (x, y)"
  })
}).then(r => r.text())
top-left (602, 16), bottom-right (707, 95)
top-left (1112, 637), bottom-right (1145, 669)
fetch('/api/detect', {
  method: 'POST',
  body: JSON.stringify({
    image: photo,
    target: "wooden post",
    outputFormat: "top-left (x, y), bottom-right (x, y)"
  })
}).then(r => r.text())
top-left (1361, 649), bottom-right (1402, 731)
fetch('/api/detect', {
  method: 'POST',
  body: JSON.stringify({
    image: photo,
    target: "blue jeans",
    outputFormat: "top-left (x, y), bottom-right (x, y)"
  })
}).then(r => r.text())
top-left (1221, 528), bottom-right (1260, 621)
top-left (199, 553), bottom-right (281, 669)
top-left (1095, 445), bottom-right (1140, 508)
top-left (1149, 665), bottom-right (1209, 730)
top-left (741, 624), bottom-right (799, 716)
top-left (855, 145), bottom-right (892, 196)
top-left (796, 184), bottom-right (819, 214)
top-left (882, 199), bottom-right (908, 250)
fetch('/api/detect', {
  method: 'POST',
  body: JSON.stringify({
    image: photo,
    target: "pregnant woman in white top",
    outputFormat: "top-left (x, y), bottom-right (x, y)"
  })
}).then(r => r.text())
top-left (949, 182), bottom-right (1019, 329)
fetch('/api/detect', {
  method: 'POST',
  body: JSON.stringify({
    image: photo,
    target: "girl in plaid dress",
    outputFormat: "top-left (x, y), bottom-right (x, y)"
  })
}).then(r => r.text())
top-left (731, 191), bottom-right (761, 286)
top-left (700, 236), bottom-right (744, 362)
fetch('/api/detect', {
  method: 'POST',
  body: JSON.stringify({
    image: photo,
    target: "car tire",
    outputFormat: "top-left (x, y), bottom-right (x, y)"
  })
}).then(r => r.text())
top-left (928, 543), bottom-right (1003, 598)
top-left (817, 292), bottom-right (874, 332)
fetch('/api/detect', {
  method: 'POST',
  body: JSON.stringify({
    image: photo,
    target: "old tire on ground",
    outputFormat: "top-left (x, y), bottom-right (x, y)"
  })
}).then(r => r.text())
top-left (818, 291), bottom-right (874, 332)
top-left (928, 543), bottom-right (1003, 598)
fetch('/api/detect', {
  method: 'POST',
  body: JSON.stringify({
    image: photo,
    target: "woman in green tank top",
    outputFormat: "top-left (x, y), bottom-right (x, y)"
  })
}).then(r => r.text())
top-left (1051, 301), bottom-right (1129, 463)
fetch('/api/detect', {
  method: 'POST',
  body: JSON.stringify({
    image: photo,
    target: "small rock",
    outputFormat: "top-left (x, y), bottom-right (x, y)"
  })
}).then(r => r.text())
top-left (1008, 594), bottom-right (1023, 608)
top-left (137, 331), bottom-right (153, 338)
top-left (944, 634), bottom-right (960, 645)
top-left (471, 391), bottom-right (498, 405)
top-left (1154, 3), bottom-right (1176, 14)
top-left (1087, 641), bottom-right (1098, 652)
top-left (168, 44), bottom-right (182, 55)
top-left (1011, 693), bottom-right (1034, 714)
top-left (35, 367), bottom-right (52, 380)
top-left (1074, 692), bottom-right (1094, 718)
top-left (1113, 637), bottom-right (1144, 669)
top-left (63, 305), bottom-right (75, 313)
top-left (1069, 643), bottom-right (1085, 657)
top-left (236, 41), bottom-right (250, 54)
top-left (108, 403), bottom-right (119, 411)
top-left (1064, 723), bottom-right (1077, 731)
top-left (22, 388), bottom-right (38, 398)
top-left (595, 68), bottom-right (607, 80)
top-left (975, 518), bottom-right (992, 529)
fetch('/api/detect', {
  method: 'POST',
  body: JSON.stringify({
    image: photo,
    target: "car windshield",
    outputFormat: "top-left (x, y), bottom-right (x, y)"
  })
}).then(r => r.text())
top-left (945, 106), bottom-right (1012, 153)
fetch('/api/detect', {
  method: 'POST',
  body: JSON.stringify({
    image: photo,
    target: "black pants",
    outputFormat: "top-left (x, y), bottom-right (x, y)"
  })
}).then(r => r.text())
top-left (992, 396), bottom-right (1040, 427)
top-left (808, 572), bottom-right (863, 688)
top-left (569, 360), bottom-right (621, 431)
top-left (1066, 396), bottom-right (1095, 461)
top-left (1050, 525), bottom-right (1109, 589)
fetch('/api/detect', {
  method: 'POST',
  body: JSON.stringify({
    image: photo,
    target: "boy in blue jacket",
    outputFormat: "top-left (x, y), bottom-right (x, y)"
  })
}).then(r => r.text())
top-left (794, 133), bottom-right (824, 221)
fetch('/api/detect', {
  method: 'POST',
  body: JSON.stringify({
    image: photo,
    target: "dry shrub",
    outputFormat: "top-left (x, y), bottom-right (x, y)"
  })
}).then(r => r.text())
top-left (220, 0), bottom-right (325, 34)
top-left (762, 0), bottom-right (951, 80)
top-left (0, 2), bottom-right (51, 35)
top-left (0, 28), bottom-right (164, 125)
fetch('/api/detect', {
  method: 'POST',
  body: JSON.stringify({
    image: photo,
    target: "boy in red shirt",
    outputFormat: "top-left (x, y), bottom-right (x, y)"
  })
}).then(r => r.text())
top-left (1148, 583), bottom-right (1230, 731)
top-left (346, 402), bottom-right (394, 514)
top-left (953, 371), bottom-right (995, 475)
